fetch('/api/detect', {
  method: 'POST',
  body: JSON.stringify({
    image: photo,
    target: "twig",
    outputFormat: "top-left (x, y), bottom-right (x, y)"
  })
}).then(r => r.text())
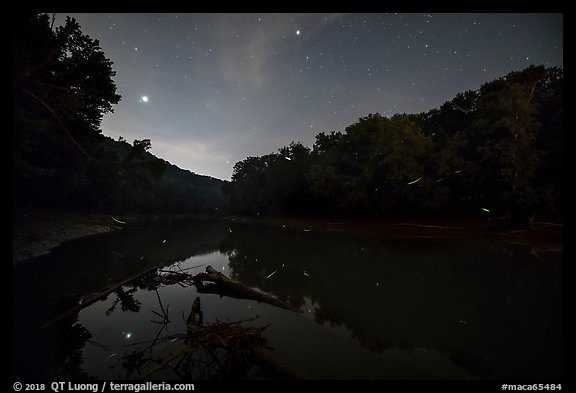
top-left (154, 289), bottom-right (170, 322)
top-left (22, 88), bottom-right (93, 161)
top-left (151, 310), bottom-right (166, 320)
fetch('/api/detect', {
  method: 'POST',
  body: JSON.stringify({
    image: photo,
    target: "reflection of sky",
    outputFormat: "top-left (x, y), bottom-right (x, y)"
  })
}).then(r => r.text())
top-left (66, 217), bottom-right (562, 380)
top-left (78, 252), bottom-right (473, 379)
top-left (57, 13), bottom-right (562, 180)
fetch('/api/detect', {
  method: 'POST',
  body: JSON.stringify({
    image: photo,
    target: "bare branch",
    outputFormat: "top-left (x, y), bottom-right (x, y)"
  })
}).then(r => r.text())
top-left (22, 88), bottom-right (93, 161)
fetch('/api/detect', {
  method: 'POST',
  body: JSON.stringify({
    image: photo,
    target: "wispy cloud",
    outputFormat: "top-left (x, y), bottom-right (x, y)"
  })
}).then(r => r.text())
top-left (214, 13), bottom-right (344, 90)
top-left (152, 138), bottom-right (228, 164)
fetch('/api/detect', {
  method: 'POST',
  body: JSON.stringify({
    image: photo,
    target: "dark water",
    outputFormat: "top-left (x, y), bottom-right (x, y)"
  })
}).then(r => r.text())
top-left (13, 218), bottom-right (562, 380)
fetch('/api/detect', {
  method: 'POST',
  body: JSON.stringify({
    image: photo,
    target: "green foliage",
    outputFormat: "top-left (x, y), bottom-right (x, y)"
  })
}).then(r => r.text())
top-left (131, 139), bottom-right (152, 155)
top-left (13, 14), bottom-right (226, 215)
top-left (75, 136), bottom-right (228, 214)
top-left (230, 142), bottom-right (312, 215)
top-left (467, 65), bottom-right (562, 218)
top-left (230, 65), bottom-right (563, 219)
top-left (13, 13), bottom-right (121, 207)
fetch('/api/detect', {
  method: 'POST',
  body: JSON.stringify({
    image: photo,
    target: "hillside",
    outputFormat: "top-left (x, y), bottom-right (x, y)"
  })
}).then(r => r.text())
top-left (92, 136), bottom-right (229, 214)
top-left (13, 14), bottom-right (227, 216)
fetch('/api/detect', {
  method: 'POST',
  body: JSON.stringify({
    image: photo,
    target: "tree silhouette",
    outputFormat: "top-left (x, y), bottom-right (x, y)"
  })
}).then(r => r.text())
top-left (13, 13), bottom-right (121, 207)
top-left (229, 65), bottom-right (563, 221)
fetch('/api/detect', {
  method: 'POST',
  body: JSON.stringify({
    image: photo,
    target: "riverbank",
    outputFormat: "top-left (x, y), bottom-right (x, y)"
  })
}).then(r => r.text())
top-left (224, 215), bottom-right (563, 252)
top-left (13, 210), bottom-right (562, 266)
top-left (12, 210), bottom-right (223, 265)
top-left (12, 211), bottom-right (120, 265)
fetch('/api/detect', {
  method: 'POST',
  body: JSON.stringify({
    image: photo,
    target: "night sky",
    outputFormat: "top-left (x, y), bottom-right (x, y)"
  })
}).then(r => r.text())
top-left (58, 13), bottom-right (563, 181)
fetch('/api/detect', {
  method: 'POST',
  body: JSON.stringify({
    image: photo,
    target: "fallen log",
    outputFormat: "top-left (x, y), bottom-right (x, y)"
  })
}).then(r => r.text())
top-left (193, 266), bottom-right (302, 313)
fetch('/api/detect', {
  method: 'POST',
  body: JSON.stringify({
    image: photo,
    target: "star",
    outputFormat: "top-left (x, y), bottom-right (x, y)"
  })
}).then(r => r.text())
top-left (55, 13), bottom-right (563, 184)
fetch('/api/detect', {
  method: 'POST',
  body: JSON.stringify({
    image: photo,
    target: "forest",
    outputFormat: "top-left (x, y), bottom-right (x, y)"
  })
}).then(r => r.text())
top-left (13, 14), bottom-right (226, 214)
top-left (227, 65), bottom-right (563, 221)
top-left (13, 14), bottom-right (563, 222)
top-left (12, 13), bottom-right (563, 383)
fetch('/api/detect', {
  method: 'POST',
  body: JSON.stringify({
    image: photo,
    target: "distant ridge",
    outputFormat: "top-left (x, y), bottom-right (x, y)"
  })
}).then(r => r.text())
top-left (95, 136), bottom-right (229, 214)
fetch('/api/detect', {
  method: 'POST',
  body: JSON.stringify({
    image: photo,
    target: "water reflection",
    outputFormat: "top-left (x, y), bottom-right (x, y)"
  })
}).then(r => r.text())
top-left (221, 222), bottom-right (562, 379)
top-left (13, 219), bottom-right (229, 379)
top-left (13, 219), bottom-right (562, 380)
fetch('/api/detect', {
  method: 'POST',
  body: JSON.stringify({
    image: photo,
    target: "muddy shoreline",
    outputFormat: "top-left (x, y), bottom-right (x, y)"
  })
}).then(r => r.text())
top-left (13, 210), bottom-right (563, 266)
top-left (12, 210), bottom-right (219, 265)
top-left (13, 211), bottom-right (119, 265)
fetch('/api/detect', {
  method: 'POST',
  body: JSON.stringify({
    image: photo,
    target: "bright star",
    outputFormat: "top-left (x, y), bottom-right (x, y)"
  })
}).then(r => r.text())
top-left (141, 96), bottom-right (149, 102)
top-left (296, 30), bottom-right (301, 35)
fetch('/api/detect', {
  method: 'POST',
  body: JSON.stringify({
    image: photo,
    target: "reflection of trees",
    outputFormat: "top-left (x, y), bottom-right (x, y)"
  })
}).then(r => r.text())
top-left (222, 224), bottom-right (398, 353)
top-left (14, 219), bottom-right (228, 323)
top-left (222, 222), bottom-right (563, 379)
top-left (222, 225), bottom-right (318, 309)
top-left (106, 287), bottom-right (141, 315)
top-left (120, 320), bottom-right (270, 380)
top-left (118, 295), bottom-right (294, 380)
top-left (13, 219), bottom-right (228, 380)
top-left (58, 321), bottom-right (95, 379)
top-left (15, 219), bottom-right (228, 316)
top-left (13, 316), bottom-right (95, 379)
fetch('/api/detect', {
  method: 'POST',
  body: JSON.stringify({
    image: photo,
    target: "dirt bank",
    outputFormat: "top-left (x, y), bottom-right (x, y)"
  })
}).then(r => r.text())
top-left (12, 211), bottom-right (121, 265)
top-left (13, 211), bottom-right (562, 266)
top-left (12, 211), bottom-right (225, 265)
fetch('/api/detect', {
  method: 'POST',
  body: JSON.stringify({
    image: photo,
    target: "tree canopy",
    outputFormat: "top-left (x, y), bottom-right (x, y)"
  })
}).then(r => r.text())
top-left (228, 65), bottom-right (563, 220)
top-left (13, 13), bottom-right (121, 207)
top-left (12, 16), bottom-right (562, 220)
top-left (13, 14), bottom-right (227, 215)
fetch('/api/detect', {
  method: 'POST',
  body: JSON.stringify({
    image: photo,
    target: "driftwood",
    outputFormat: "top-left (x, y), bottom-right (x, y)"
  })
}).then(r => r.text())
top-left (193, 266), bottom-right (302, 313)
top-left (137, 296), bottom-right (307, 380)
top-left (39, 265), bottom-right (160, 330)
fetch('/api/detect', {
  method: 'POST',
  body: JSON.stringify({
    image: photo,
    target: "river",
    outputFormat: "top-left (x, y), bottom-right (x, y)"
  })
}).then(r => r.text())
top-left (13, 218), bottom-right (562, 380)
